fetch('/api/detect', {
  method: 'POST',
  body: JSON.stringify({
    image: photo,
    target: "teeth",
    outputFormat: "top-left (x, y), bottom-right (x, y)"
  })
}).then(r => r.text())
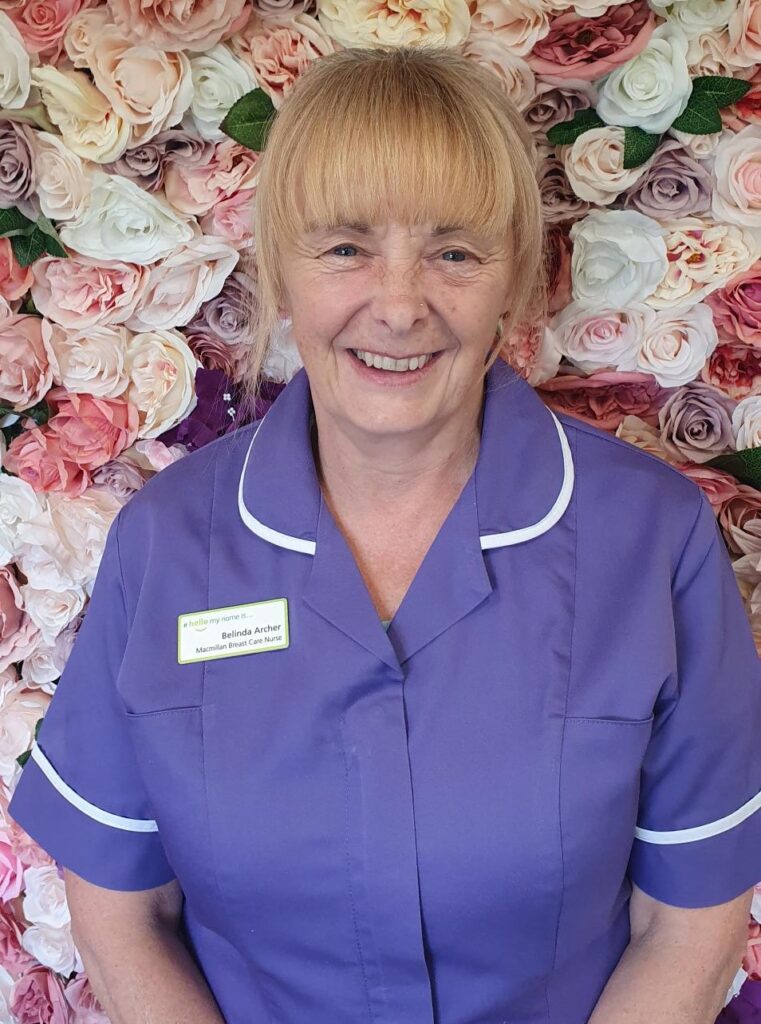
top-left (353, 350), bottom-right (433, 372)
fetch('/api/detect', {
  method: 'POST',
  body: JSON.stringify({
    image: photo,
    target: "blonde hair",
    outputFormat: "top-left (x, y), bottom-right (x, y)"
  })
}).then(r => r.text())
top-left (238, 44), bottom-right (547, 412)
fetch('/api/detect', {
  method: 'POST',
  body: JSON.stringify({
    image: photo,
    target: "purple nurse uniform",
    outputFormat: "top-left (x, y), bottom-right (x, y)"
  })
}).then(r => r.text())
top-left (8, 358), bottom-right (761, 1024)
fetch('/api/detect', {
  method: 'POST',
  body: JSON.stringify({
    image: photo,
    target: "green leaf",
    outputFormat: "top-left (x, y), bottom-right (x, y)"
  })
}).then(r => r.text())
top-left (546, 108), bottom-right (605, 146)
top-left (220, 87), bottom-right (277, 152)
top-left (705, 446), bottom-right (761, 490)
top-left (0, 207), bottom-right (33, 236)
top-left (16, 749), bottom-right (30, 768)
top-left (690, 75), bottom-right (752, 109)
top-left (623, 127), bottom-right (662, 168)
top-left (670, 96), bottom-right (723, 134)
top-left (10, 226), bottom-right (47, 267)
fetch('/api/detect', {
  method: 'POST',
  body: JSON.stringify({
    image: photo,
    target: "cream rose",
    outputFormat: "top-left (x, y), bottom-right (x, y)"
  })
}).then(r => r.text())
top-left (18, 584), bottom-right (85, 647)
top-left (82, 22), bottom-right (194, 146)
top-left (712, 125), bottom-right (761, 228)
top-left (47, 324), bottom-right (130, 398)
top-left (30, 65), bottom-right (130, 163)
top-left (615, 415), bottom-right (677, 461)
top-left (22, 865), bottom-right (69, 928)
top-left (29, 131), bottom-right (95, 222)
top-left (0, 684), bottom-right (49, 789)
top-left (59, 173), bottom-right (197, 265)
top-left (317, 0), bottom-right (471, 48)
top-left (637, 302), bottom-right (720, 386)
top-left (729, 0), bottom-right (761, 66)
top-left (597, 23), bottom-right (692, 133)
top-left (688, 25), bottom-right (754, 74)
top-left (469, 0), bottom-right (550, 58)
top-left (542, 0), bottom-right (631, 18)
top-left (123, 236), bottom-right (239, 332)
top-left (105, 0), bottom-right (249, 51)
top-left (0, 474), bottom-right (43, 565)
top-left (20, 924), bottom-right (80, 977)
top-left (648, 216), bottom-right (761, 308)
top-left (124, 329), bottom-right (201, 438)
top-left (669, 125), bottom-right (724, 159)
top-left (0, 11), bottom-right (33, 110)
top-left (651, 0), bottom-right (738, 36)
top-left (561, 126), bottom-right (653, 205)
top-left (184, 43), bottom-right (258, 143)
top-left (570, 209), bottom-right (668, 307)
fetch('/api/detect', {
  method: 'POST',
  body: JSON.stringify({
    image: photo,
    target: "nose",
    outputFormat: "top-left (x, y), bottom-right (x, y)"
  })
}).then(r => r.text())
top-left (368, 262), bottom-right (428, 338)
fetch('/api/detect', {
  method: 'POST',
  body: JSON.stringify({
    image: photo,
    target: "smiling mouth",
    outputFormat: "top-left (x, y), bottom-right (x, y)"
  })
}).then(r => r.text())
top-left (349, 348), bottom-right (441, 372)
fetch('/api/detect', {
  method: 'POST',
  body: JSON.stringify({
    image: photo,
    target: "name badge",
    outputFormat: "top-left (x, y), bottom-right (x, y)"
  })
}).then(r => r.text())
top-left (177, 599), bottom-right (289, 664)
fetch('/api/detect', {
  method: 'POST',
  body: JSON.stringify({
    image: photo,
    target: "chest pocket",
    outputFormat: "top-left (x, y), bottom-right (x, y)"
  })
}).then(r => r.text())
top-left (557, 714), bottom-right (654, 953)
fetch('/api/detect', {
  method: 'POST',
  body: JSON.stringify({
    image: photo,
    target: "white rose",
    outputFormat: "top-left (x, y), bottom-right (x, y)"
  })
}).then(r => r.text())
top-left (688, 25), bottom-right (754, 74)
top-left (636, 302), bottom-right (719, 386)
top-left (0, 474), bottom-right (44, 566)
top-left (14, 490), bottom-right (122, 591)
top-left (21, 618), bottom-right (79, 695)
top-left (262, 317), bottom-right (304, 383)
top-left (123, 235), bottom-right (239, 332)
top-left (544, 0), bottom-right (629, 17)
top-left (29, 131), bottom-right (97, 223)
top-left (22, 865), bottom-right (70, 928)
top-left (21, 922), bottom-right (80, 976)
top-left (561, 126), bottom-right (653, 205)
top-left (649, 216), bottom-right (760, 309)
top-left (183, 43), bottom-right (258, 143)
top-left (0, 11), bottom-right (32, 110)
top-left (524, 324), bottom-right (564, 387)
top-left (316, 0), bottom-right (471, 47)
top-left (20, 584), bottom-right (86, 647)
top-left (597, 23), bottom-right (692, 134)
top-left (0, 684), bottom-right (49, 788)
top-left (48, 324), bottom-right (131, 399)
top-left (469, 0), bottom-right (550, 57)
top-left (125, 330), bottom-right (201, 438)
top-left (732, 395), bottom-right (761, 448)
top-left (668, 125), bottom-right (724, 159)
top-left (551, 300), bottom-right (656, 373)
top-left (650, 0), bottom-right (738, 36)
top-left (570, 209), bottom-right (668, 307)
top-left (59, 172), bottom-right (198, 265)
top-left (30, 65), bottom-right (131, 164)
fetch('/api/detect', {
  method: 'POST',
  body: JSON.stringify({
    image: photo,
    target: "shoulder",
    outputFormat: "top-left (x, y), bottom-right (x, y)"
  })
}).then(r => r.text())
top-left (115, 421), bottom-right (261, 549)
top-left (555, 410), bottom-right (707, 558)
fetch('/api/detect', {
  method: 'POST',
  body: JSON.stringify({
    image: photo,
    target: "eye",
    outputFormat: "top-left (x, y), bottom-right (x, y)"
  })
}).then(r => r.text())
top-left (327, 244), bottom-right (359, 258)
top-left (440, 249), bottom-right (474, 263)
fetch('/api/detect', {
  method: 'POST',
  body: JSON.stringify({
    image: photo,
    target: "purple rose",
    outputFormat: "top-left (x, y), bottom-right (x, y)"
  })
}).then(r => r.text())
top-left (618, 138), bottom-right (712, 219)
top-left (658, 380), bottom-right (737, 463)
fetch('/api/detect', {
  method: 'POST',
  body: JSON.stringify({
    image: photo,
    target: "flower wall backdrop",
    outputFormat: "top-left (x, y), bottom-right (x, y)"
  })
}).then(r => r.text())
top-left (0, 0), bottom-right (759, 1020)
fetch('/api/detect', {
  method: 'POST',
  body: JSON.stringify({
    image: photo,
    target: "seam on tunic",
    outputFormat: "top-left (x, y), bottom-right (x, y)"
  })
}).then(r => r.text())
top-left (548, 424), bottom-right (580, 1017)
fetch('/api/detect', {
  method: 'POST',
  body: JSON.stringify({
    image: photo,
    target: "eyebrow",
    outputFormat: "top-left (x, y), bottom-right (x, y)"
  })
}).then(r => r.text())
top-left (306, 222), bottom-right (472, 238)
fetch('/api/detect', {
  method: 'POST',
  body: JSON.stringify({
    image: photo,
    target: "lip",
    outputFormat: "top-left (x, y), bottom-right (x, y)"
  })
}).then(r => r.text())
top-left (344, 347), bottom-right (444, 385)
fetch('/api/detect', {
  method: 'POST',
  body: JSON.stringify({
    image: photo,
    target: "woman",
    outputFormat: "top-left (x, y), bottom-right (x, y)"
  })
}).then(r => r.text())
top-left (7, 46), bottom-right (761, 1024)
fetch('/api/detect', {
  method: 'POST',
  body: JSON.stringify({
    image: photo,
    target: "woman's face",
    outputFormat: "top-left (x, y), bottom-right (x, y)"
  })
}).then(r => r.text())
top-left (278, 220), bottom-right (513, 443)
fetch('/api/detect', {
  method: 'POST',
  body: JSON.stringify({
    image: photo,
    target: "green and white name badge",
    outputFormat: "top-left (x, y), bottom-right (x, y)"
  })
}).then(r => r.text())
top-left (177, 598), bottom-right (289, 664)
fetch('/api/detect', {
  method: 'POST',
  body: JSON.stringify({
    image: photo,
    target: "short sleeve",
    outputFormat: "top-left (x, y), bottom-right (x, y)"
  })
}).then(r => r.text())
top-left (628, 491), bottom-right (761, 908)
top-left (7, 511), bottom-right (177, 891)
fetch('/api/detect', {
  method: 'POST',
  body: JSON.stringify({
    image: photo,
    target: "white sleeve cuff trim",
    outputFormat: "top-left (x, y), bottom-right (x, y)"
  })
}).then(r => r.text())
top-left (635, 786), bottom-right (761, 845)
top-left (31, 742), bottom-right (159, 834)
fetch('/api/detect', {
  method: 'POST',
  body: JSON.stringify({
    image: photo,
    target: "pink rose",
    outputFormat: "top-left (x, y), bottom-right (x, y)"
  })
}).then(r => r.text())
top-left (106, 0), bottom-right (248, 51)
top-left (186, 329), bottom-right (249, 381)
top-left (0, 314), bottom-right (59, 412)
top-left (46, 389), bottom-right (140, 471)
top-left (723, 63), bottom-right (761, 132)
top-left (4, 429), bottom-right (89, 496)
top-left (31, 255), bottom-right (149, 330)
top-left (0, 832), bottom-right (24, 902)
top-left (537, 369), bottom-right (667, 430)
top-left (671, 462), bottom-right (742, 511)
top-left (164, 138), bottom-right (259, 216)
top-left (229, 12), bottom-right (337, 109)
top-left (10, 966), bottom-right (70, 1024)
top-left (0, 901), bottom-right (36, 979)
top-left (0, 567), bottom-right (42, 673)
top-left (744, 921), bottom-right (761, 980)
top-left (63, 975), bottom-right (109, 1024)
top-left (198, 188), bottom-right (255, 249)
top-left (527, 1), bottom-right (656, 81)
top-left (718, 484), bottom-right (761, 555)
top-left (0, 238), bottom-right (34, 303)
top-left (545, 226), bottom-right (573, 314)
top-left (707, 264), bottom-right (761, 346)
top-left (4, 0), bottom-right (93, 62)
top-left (701, 341), bottom-right (761, 399)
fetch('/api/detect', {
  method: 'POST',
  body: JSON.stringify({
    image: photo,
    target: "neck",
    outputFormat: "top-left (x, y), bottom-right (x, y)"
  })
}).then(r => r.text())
top-left (311, 390), bottom-right (484, 525)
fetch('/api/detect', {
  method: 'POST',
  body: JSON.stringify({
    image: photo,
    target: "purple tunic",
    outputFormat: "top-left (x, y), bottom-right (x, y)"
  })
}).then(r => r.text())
top-left (8, 359), bottom-right (761, 1024)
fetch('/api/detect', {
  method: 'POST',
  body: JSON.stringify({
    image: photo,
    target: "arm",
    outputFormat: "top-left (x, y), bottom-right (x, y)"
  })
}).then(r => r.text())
top-left (64, 870), bottom-right (226, 1024)
top-left (587, 883), bottom-right (754, 1024)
